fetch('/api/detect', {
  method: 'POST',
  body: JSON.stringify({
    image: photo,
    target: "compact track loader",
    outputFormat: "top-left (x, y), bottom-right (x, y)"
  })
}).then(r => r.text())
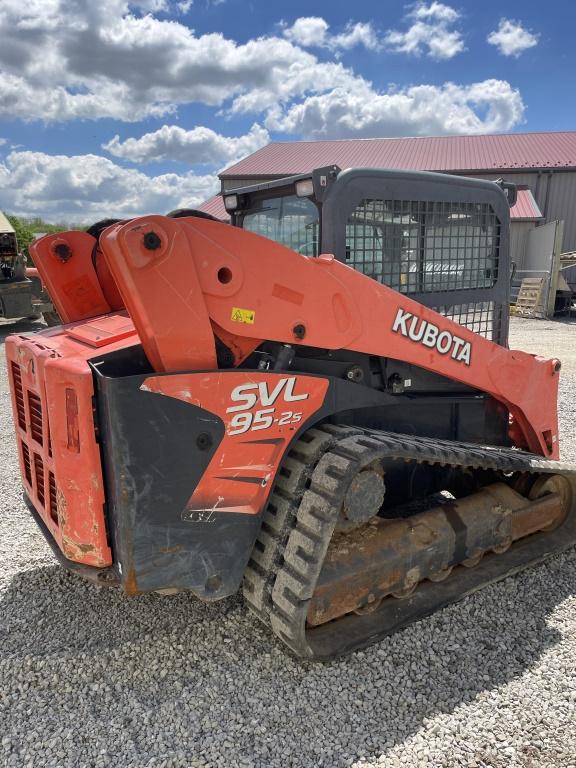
top-left (7, 167), bottom-right (576, 659)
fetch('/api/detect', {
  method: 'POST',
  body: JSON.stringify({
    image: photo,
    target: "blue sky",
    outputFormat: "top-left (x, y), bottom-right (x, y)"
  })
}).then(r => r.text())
top-left (0, 0), bottom-right (574, 222)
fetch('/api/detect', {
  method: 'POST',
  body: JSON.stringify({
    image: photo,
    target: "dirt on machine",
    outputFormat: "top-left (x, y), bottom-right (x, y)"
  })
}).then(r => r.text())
top-left (0, 211), bottom-right (58, 325)
top-left (6, 166), bottom-right (576, 659)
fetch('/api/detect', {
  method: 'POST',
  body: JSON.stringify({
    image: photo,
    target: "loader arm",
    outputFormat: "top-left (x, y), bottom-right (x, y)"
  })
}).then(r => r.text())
top-left (88, 215), bottom-right (558, 459)
top-left (30, 216), bottom-right (559, 458)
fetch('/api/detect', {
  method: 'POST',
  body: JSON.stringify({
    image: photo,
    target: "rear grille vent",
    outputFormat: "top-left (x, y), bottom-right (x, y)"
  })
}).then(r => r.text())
top-left (48, 472), bottom-right (58, 524)
top-left (21, 442), bottom-right (32, 485)
top-left (33, 453), bottom-right (45, 507)
top-left (11, 363), bottom-right (26, 431)
top-left (28, 392), bottom-right (43, 445)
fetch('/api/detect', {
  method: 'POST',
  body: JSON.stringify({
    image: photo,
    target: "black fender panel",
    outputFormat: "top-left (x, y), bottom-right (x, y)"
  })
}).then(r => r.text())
top-left (94, 365), bottom-right (393, 599)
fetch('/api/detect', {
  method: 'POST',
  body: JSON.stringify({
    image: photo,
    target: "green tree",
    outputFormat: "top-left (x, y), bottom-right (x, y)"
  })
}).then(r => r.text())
top-left (5, 214), bottom-right (35, 255)
top-left (3, 214), bottom-right (80, 260)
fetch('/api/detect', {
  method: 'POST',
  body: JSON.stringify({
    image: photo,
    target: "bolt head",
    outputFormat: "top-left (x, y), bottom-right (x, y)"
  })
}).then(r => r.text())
top-left (293, 324), bottom-right (306, 340)
top-left (143, 231), bottom-right (162, 251)
top-left (196, 432), bottom-right (213, 451)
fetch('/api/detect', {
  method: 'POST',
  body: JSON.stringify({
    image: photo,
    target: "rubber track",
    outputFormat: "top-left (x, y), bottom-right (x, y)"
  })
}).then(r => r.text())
top-left (243, 427), bottom-right (576, 659)
top-left (242, 425), bottom-right (360, 623)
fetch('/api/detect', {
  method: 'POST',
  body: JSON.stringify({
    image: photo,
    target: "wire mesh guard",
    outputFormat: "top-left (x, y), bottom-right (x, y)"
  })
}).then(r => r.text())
top-left (346, 199), bottom-right (501, 339)
top-left (439, 301), bottom-right (498, 339)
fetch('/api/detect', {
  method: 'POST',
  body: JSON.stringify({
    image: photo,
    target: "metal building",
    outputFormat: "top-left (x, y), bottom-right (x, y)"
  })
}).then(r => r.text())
top-left (200, 131), bottom-right (576, 311)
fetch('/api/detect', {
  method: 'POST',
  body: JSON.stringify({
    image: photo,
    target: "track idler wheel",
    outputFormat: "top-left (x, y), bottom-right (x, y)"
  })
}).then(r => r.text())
top-left (337, 462), bottom-right (385, 531)
top-left (528, 475), bottom-right (573, 530)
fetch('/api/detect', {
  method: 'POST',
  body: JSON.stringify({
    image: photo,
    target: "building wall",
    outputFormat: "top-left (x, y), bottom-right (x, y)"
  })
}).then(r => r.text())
top-left (462, 170), bottom-right (576, 253)
top-left (542, 172), bottom-right (576, 253)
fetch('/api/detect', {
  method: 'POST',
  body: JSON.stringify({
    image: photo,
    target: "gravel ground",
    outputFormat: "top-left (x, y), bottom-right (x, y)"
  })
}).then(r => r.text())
top-left (1, 316), bottom-right (576, 768)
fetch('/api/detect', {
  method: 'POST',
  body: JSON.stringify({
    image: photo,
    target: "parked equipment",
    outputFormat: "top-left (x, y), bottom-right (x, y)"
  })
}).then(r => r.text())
top-left (0, 211), bottom-right (58, 324)
top-left (6, 167), bottom-right (576, 659)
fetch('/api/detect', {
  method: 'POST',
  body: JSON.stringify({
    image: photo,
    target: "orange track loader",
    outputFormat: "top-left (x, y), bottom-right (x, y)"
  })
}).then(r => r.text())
top-left (6, 166), bottom-right (576, 659)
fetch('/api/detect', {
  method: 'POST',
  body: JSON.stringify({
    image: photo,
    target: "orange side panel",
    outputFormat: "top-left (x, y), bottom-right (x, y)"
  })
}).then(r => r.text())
top-left (6, 313), bottom-right (138, 566)
top-left (29, 232), bottom-right (113, 323)
top-left (142, 372), bottom-right (329, 516)
top-left (101, 216), bottom-right (561, 458)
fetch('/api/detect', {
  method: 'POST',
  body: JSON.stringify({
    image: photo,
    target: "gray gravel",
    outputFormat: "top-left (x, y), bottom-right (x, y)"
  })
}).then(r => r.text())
top-left (1, 316), bottom-right (576, 768)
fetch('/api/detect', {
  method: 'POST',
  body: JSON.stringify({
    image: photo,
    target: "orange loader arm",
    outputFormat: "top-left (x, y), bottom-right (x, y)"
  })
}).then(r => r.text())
top-left (30, 216), bottom-right (561, 459)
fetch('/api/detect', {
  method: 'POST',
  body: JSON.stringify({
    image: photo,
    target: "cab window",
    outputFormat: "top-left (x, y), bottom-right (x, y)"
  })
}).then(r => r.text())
top-left (242, 195), bottom-right (319, 256)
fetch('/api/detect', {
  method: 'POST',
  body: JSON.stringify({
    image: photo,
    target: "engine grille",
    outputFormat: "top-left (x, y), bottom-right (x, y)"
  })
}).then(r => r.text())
top-left (11, 361), bottom-right (26, 430)
top-left (21, 441), bottom-right (32, 485)
top-left (33, 452), bottom-right (45, 506)
top-left (28, 391), bottom-right (43, 445)
top-left (48, 471), bottom-right (58, 524)
top-left (10, 359), bottom-right (59, 530)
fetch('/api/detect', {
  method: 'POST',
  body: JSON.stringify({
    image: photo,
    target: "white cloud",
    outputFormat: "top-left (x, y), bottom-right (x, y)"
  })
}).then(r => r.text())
top-left (384, 2), bottom-right (464, 60)
top-left (283, 17), bottom-right (329, 47)
top-left (0, 1), bottom-right (361, 122)
top-left (487, 19), bottom-right (539, 58)
top-left (0, 72), bottom-right (174, 123)
top-left (103, 122), bottom-right (269, 165)
top-left (411, 2), bottom-right (459, 22)
top-left (0, 150), bottom-right (218, 223)
top-left (0, 138), bottom-right (6, 146)
top-left (332, 22), bottom-right (379, 51)
top-left (228, 60), bottom-right (358, 116)
top-left (266, 79), bottom-right (524, 139)
top-left (282, 17), bottom-right (379, 51)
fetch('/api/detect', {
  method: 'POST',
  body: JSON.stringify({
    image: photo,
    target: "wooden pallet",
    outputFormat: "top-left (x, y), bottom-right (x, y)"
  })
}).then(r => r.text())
top-left (515, 277), bottom-right (547, 318)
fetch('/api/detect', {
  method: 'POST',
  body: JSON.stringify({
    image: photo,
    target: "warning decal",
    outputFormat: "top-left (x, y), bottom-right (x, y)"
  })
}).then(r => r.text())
top-left (231, 307), bottom-right (256, 324)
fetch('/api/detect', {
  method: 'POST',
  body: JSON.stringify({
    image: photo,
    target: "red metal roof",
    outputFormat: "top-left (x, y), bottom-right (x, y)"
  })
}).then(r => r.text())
top-left (197, 194), bottom-right (229, 221)
top-left (222, 131), bottom-right (576, 178)
top-left (510, 189), bottom-right (543, 221)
